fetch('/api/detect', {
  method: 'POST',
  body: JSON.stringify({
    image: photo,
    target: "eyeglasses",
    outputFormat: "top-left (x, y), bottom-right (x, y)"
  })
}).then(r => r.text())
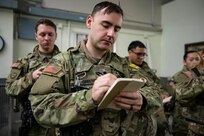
top-left (131, 50), bottom-right (148, 57)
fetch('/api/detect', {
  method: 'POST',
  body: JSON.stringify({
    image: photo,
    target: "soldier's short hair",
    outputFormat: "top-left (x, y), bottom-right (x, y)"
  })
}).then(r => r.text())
top-left (91, 1), bottom-right (123, 17)
top-left (183, 50), bottom-right (199, 61)
top-left (128, 40), bottom-right (146, 51)
top-left (35, 18), bottom-right (56, 33)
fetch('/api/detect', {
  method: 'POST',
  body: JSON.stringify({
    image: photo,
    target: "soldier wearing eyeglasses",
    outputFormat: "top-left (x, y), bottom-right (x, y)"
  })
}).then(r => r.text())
top-left (126, 40), bottom-right (169, 136)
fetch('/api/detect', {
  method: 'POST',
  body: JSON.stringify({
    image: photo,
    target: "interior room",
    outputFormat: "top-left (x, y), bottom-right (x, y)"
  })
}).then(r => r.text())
top-left (0, 0), bottom-right (204, 135)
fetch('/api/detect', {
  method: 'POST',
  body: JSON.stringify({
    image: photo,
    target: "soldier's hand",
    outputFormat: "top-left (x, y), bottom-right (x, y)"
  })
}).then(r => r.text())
top-left (32, 66), bottom-right (45, 80)
top-left (114, 91), bottom-right (143, 112)
top-left (92, 73), bottom-right (117, 105)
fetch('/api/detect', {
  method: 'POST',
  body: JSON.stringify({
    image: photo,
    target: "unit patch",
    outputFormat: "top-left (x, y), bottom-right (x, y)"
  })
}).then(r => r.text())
top-left (43, 65), bottom-right (62, 74)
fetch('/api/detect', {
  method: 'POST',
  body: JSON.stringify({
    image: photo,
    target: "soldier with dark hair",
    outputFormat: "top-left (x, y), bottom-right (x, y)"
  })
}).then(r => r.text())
top-left (173, 75), bottom-right (204, 136)
top-left (127, 40), bottom-right (169, 136)
top-left (29, 1), bottom-right (162, 136)
top-left (6, 18), bottom-right (60, 136)
top-left (173, 50), bottom-right (201, 84)
top-left (172, 50), bottom-right (201, 136)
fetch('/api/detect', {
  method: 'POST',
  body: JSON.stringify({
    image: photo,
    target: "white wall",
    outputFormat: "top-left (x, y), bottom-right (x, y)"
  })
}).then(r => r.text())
top-left (43, 0), bottom-right (161, 28)
top-left (0, 8), bottom-right (14, 78)
top-left (161, 0), bottom-right (204, 77)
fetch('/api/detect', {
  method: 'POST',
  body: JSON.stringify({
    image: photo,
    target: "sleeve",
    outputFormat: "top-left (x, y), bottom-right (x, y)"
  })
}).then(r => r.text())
top-left (130, 70), bottom-right (162, 115)
top-left (138, 84), bottom-right (162, 115)
top-left (175, 77), bottom-right (204, 105)
top-left (5, 59), bottom-right (34, 98)
top-left (29, 54), bottom-right (97, 128)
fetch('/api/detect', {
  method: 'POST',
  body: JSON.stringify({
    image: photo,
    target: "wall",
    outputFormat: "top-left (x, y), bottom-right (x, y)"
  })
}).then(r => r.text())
top-left (0, 8), bottom-right (14, 78)
top-left (43, 0), bottom-right (161, 31)
top-left (161, 0), bottom-right (204, 77)
top-left (0, 0), bottom-right (163, 78)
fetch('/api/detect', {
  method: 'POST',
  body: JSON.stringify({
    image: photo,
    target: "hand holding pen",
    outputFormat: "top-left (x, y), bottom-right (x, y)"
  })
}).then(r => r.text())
top-left (92, 73), bottom-right (117, 105)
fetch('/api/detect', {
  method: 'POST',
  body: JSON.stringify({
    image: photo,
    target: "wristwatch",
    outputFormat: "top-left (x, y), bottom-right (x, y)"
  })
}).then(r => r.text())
top-left (0, 36), bottom-right (5, 51)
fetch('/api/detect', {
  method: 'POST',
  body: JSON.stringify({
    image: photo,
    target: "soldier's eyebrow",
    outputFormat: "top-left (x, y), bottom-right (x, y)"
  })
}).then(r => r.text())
top-left (101, 20), bottom-right (121, 31)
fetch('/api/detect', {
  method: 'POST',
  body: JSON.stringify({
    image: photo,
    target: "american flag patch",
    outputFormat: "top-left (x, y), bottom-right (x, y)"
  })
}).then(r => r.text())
top-left (43, 65), bottom-right (62, 74)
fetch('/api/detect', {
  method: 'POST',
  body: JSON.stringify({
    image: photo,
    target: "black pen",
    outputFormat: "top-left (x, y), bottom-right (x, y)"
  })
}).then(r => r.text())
top-left (96, 71), bottom-right (107, 76)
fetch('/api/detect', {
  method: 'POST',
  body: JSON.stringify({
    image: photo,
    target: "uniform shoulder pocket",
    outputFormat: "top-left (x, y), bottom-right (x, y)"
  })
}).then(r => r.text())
top-left (31, 74), bottom-right (59, 94)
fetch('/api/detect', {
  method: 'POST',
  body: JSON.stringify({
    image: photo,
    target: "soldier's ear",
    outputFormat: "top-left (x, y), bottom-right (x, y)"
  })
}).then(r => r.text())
top-left (35, 33), bottom-right (38, 41)
top-left (86, 15), bottom-right (93, 29)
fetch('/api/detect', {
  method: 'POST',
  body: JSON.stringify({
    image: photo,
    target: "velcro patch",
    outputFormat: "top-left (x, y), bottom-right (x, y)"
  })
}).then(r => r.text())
top-left (43, 65), bottom-right (62, 74)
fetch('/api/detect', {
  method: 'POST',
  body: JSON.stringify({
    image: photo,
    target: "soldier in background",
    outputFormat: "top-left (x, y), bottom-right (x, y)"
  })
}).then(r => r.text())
top-left (29, 1), bottom-right (162, 136)
top-left (5, 19), bottom-right (60, 136)
top-left (197, 48), bottom-right (204, 75)
top-left (126, 40), bottom-right (169, 136)
top-left (172, 50), bottom-right (201, 136)
top-left (173, 50), bottom-right (201, 84)
top-left (173, 74), bottom-right (204, 135)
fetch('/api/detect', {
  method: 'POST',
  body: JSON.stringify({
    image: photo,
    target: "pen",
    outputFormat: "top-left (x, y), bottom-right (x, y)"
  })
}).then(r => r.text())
top-left (96, 71), bottom-right (107, 76)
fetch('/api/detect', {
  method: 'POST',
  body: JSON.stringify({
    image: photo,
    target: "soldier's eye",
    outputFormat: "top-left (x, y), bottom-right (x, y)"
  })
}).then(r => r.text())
top-left (101, 22), bottom-right (111, 29)
top-left (39, 33), bottom-right (46, 37)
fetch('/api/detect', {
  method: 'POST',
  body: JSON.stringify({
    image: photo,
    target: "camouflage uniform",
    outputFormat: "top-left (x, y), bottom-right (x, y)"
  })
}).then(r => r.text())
top-left (6, 45), bottom-right (60, 136)
top-left (174, 76), bottom-right (204, 136)
top-left (127, 59), bottom-right (168, 136)
top-left (172, 66), bottom-right (201, 136)
top-left (30, 40), bottom-right (162, 136)
top-left (173, 66), bottom-right (194, 84)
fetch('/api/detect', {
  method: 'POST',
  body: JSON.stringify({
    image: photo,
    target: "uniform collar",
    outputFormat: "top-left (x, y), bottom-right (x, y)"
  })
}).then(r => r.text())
top-left (79, 40), bottom-right (111, 64)
top-left (129, 63), bottom-right (140, 69)
top-left (32, 45), bottom-right (60, 60)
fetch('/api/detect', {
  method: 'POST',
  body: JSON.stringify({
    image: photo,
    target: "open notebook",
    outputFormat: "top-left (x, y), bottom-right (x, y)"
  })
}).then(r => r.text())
top-left (98, 78), bottom-right (146, 110)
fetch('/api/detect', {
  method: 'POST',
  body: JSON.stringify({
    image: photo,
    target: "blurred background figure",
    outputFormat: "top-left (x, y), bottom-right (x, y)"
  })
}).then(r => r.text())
top-left (171, 50), bottom-right (201, 136)
top-left (197, 49), bottom-right (204, 76)
top-left (126, 40), bottom-right (169, 136)
top-left (5, 18), bottom-right (60, 136)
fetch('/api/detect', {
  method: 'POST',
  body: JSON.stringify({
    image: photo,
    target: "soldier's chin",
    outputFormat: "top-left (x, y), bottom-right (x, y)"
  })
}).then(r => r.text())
top-left (43, 46), bottom-right (49, 49)
top-left (103, 43), bottom-right (112, 49)
top-left (102, 46), bottom-right (110, 51)
top-left (42, 47), bottom-right (52, 52)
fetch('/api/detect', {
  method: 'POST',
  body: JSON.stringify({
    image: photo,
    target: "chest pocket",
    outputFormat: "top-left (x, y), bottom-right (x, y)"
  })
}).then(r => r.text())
top-left (29, 59), bottom-right (50, 72)
top-left (73, 62), bottom-right (124, 90)
top-left (29, 60), bottom-right (42, 71)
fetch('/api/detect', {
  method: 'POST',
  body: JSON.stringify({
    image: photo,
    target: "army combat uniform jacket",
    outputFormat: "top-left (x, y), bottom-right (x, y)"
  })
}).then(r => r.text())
top-left (30, 40), bottom-right (161, 136)
top-left (6, 45), bottom-right (60, 136)
top-left (172, 66), bottom-right (202, 136)
top-left (127, 59), bottom-right (168, 136)
top-left (175, 77), bottom-right (204, 135)
top-left (173, 66), bottom-right (199, 84)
